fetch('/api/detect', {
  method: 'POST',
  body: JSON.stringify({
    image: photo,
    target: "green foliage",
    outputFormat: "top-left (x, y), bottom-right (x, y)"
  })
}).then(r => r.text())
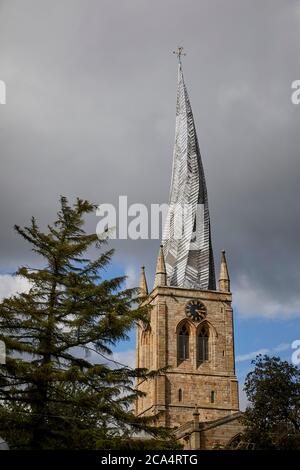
top-left (242, 355), bottom-right (300, 450)
top-left (0, 197), bottom-right (175, 449)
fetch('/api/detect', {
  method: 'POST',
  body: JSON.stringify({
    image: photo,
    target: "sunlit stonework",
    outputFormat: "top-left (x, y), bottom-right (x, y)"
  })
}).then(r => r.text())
top-left (136, 52), bottom-right (242, 450)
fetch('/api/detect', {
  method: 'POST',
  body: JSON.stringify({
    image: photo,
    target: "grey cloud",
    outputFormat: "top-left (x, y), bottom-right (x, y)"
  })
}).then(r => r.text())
top-left (0, 0), bottom-right (300, 314)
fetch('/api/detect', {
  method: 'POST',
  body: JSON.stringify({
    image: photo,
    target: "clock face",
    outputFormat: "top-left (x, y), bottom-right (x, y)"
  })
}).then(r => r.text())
top-left (185, 300), bottom-right (206, 322)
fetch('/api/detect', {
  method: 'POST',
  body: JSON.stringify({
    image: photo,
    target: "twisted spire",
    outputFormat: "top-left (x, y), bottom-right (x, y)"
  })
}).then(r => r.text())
top-left (161, 58), bottom-right (216, 290)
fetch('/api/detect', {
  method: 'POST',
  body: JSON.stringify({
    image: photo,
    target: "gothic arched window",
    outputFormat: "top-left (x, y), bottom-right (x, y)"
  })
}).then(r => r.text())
top-left (178, 324), bottom-right (189, 361)
top-left (198, 326), bottom-right (209, 363)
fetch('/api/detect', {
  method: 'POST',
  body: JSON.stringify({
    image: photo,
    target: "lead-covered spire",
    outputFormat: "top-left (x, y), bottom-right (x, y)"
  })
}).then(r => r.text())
top-left (162, 53), bottom-right (216, 290)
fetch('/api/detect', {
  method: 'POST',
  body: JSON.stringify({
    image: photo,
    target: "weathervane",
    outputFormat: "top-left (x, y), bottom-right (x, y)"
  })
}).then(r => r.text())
top-left (173, 46), bottom-right (186, 63)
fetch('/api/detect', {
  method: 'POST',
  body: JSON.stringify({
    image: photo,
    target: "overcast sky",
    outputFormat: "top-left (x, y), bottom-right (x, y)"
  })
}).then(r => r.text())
top-left (1, 1), bottom-right (300, 397)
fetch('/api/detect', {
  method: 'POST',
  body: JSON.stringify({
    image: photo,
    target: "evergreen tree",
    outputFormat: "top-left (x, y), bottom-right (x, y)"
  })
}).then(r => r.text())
top-left (0, 197), bottom-right (175, 449)
top-left (242, 355), bottom-right (300, 450)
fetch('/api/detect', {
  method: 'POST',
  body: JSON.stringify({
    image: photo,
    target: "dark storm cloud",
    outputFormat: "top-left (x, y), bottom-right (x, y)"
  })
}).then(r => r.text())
top-left (0, 0), bottom-right (300, 315)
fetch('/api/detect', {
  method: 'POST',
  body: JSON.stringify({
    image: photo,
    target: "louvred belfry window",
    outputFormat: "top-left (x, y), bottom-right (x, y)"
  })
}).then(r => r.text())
top-left (198, 327), bottom-right (209, 363)
top-left (178, 324), bottom-right (189, 360)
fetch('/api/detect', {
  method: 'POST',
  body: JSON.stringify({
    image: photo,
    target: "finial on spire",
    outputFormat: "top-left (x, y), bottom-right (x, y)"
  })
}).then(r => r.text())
top-left (173, 46), bottom-right (186, 63)
top-left (219, 250), bottom-right (230, 292)
top-left (154, 244), bottom-right (167, 288)
top-left (139, 266), bottom-right (148, 297)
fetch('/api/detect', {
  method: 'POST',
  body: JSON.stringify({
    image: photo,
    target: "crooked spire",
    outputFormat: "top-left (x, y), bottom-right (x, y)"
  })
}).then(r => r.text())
top-left (219, 250), bottom-right (230, 292)
top-left (154, 244), bottom-right (167, 288)
top-left (139, 266), bottom-right (148, 296)
top-left (161, 54), bottom-right (216, 290)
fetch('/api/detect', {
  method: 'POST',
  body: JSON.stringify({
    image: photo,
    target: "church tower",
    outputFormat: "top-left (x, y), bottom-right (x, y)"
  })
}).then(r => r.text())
top-left (136, 49), bottom-right (242, 449)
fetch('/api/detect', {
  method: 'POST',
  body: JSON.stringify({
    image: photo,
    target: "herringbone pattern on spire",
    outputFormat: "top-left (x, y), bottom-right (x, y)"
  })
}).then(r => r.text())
top-left (162, 63), bottom-right (216, 290)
